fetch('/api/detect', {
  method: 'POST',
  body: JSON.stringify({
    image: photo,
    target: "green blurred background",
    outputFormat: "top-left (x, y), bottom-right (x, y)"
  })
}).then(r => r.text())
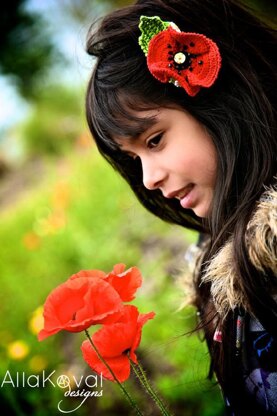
top-left (0, 1), bottom-right (276, 415)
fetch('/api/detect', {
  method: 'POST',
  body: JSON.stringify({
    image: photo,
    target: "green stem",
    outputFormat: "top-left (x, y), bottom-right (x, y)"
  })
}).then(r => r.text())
top-left (130, 359), bottom-right (172, 416)
top-left (84, 330), bottom-right (144, 416)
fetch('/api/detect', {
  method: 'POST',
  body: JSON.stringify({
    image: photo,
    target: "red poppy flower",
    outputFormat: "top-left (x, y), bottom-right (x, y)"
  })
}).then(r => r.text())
top-left (105, 264), bottom-right (143, 302)
top-left (38, 277), bottom-right (123, 341)
top-left (147, 26), bottom-right (221, 96)
top-left (70, 264), bottom-right (142, 302)
top-left (81, 305), bottom-right (155, 382)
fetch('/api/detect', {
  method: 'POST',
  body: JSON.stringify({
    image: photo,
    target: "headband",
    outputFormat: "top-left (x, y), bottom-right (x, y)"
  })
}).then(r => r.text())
top-left (138, 16), bottom-right (221, 97)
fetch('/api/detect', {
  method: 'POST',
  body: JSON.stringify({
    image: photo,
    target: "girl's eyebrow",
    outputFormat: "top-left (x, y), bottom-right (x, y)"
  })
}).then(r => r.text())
top-left (125, 114), bottom-right (159, 140)
top-left (113, 110), bottom-right (161, 146)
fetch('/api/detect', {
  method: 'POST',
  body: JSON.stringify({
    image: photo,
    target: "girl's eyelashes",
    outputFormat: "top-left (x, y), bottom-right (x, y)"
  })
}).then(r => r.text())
top-left (146, 133), bottom-right (163, 149)
top-left (121, 132), bottom-right (163, 159)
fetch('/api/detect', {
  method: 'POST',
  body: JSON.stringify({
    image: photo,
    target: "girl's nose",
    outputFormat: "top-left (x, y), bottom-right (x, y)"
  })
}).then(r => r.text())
top-left (141, 157), bottom-right (166, 191)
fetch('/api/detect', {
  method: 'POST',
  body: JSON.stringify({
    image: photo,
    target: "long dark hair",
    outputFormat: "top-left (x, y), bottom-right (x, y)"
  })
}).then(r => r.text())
top-left (85, 0), bottom-right (277, 410)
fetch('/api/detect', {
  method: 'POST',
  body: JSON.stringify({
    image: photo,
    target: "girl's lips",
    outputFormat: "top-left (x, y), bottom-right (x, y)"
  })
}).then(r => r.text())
top-left (179, 184), bottom-right (195, 209)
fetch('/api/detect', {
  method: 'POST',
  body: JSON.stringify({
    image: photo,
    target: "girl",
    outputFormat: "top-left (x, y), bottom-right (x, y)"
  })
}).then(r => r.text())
top-left (85, 0), bottom-right (277, 414)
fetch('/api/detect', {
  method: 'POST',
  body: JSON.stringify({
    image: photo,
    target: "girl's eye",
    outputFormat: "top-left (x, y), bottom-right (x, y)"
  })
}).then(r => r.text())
top-left (147, 133), bottom-right (163, 149)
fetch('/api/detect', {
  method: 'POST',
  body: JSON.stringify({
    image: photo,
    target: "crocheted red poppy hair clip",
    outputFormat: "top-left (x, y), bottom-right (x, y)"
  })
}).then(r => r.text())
top-left (138, 16), bottom-right (222, 97)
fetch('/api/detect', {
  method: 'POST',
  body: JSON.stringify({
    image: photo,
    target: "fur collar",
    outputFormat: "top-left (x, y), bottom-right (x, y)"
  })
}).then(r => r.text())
top-left (201, 184), bottom-right (277, 318)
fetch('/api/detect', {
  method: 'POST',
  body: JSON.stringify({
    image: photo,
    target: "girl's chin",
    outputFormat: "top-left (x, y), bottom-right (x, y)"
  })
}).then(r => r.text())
top-left (191, 200), bottom-right (212, 218)
top-left (180, 190), bottom-right (212, 218)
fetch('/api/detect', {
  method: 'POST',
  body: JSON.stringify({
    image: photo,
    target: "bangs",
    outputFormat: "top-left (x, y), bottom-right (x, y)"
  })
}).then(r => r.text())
top-left (86, 74), bottom-right (163, 152)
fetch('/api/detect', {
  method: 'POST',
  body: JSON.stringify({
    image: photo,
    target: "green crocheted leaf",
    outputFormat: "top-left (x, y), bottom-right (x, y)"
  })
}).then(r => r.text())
top-left (138, 16), bottom-right (170, 56)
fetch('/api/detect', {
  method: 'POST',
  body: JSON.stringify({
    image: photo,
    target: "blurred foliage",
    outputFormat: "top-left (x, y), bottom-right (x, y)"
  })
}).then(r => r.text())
top-left (55, 0), bottom-right (134, 23)
top-left (20, 84), bottom-right (84, 157)
top-left (0, 1), bottom-right (59, 100)
top-left (0, 148), bottom-right (224, 415)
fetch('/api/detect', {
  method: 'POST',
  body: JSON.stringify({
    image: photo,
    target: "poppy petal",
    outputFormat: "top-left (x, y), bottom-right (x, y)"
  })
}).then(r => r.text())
top-left (75, 279), bottom-right (123, 326)
top-left (39, 279), bottom-right (89, 340)
top-left (38, 327), bottom-right (61, 341)
top-left (130, 311), bottom-right (155, 360)
top-left (70, 269), bottom-right (106, 280)
top-left (81, 340), bottom-right (130, 382)
top-left (105, 267), bottom-right (143, 301)
top-left (91, 306), bottom-right (139, 357)
top-left (112, 263), bottom-right (126, 274)
top-left (38, 277), bottom-right (123, 341)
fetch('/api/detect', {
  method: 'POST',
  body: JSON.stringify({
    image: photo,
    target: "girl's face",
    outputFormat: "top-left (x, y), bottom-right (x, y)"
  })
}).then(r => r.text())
top-left (116, 107), bottom-right (217, 218)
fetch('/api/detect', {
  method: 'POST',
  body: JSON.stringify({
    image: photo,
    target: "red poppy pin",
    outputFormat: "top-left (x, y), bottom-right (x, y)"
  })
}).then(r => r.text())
top-left (138, 16), bottom-right (222, 97)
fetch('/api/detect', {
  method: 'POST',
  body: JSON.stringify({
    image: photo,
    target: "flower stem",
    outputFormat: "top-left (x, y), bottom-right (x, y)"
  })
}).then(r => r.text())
top-left (84, 330), bottom-right (144, 416)
top-left (130, 359), bottom-right (172, 416)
